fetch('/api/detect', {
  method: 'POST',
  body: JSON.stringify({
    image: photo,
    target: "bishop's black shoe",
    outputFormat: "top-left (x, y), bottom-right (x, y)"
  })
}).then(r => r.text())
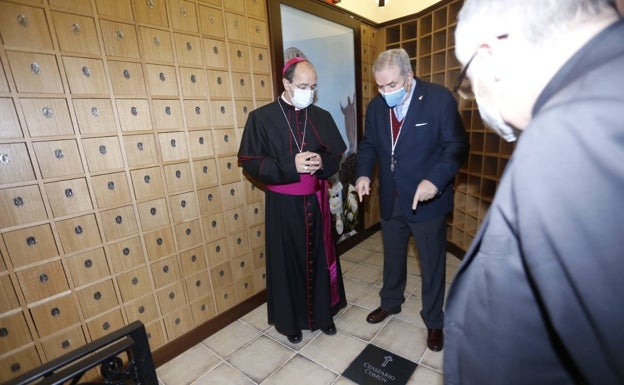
top-left (287, 331), bottom-right (302, 344)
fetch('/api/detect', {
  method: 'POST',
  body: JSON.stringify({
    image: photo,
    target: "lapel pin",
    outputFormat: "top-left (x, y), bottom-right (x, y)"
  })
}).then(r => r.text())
top-left (419, 95), bottom-right (423, 100)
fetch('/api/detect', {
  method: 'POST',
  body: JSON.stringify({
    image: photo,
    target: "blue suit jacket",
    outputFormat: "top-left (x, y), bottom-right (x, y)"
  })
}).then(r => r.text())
top-left (356, 79), bottom-right (468, 222)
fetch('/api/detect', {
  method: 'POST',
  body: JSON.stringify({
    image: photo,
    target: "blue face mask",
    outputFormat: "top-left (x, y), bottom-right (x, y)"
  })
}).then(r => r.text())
top-left (381, 84), bottom-right (407, 108)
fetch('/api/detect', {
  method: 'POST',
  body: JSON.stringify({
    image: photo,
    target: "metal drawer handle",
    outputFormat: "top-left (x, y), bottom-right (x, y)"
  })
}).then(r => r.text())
top-left (224, 134), bottom-right (229, 142)
top-left (180, 200), bottom-right (186, 208)
top-left (195, 106), bottom-right (201, 115)
top-left (131, 106), bottom-right (138, 115)
top-left (84, 259), bottom-right (92, 268)
top-left (150, 207), bottom-right (157, 215)
top-left (255, 25), bottom-right (261, 34)
top-left (123, 69), bottom-right (131, 79)
top-left (146, 0), bottom-right (154, 9)
top-left (240, 261), bottom-right (245, 268)
top-left (207, 193), bottom-right (213, 201)
top-left (254, 208), bottom-right (259, 214)
top-left (233, 20), bottom-right (239, 28)
top-left (0, 327), bottom-right (8, 337)
top-left (62, 340), bottom-right (71, 349)
top-left (156, 237), bottom-right (163, 245)
top-left (107, 181), bottom-right (115, 190)
top-left (185, 228), bottom-right (191, 235)
top-left (227, 162), bottom-right (232, 169)
top-left (237, 238), bottom-right (241, 244)
top-left (123, 247), bottom-right (130, 255)
top-left (244, 282), bottom-right (249, 289)
top-left (51, 307), bottom-right (61, 317)
top-left (144, 175), bottom-right (151, 183)
top-left (13, 197), bottom-right (23, 207)
top-left (163, 265), bottom-right (169, 273)
top-left (215, 245), bottom-right (220, 252)
top-left (64, 188), bottom-right (73, 197)
top-left (186, 41), bottom-right (192, 51)
top-left (258, 53), bottom-right (264, 61)
top-left (137, 142), bottom-right (144, 151)
top-left (191, 254), bottom-right (197, 262)
top-left (165, 106), bottom-right (171, 115)
top-left (132, 277), bottom-right (139, 285)
top-left (219, 270), bottom-right (224, 277)
top-left (234, 213), bottom-right (239, 220)
top-left (180, 7), bottom-right (187, 16)
top-left (93, 291), bottom-right (101, 300)
top-left (256, 230), bottom-right (261, 237)
top-left (202, 165), bottom-right (208, 173)
top-left (230, 188), bottom-right (235, 196)
top-left (168, 291), bottom-right (175, 299)
top-left (75, 225), bottom-right (83, 234)
top-left (224, 293), bottom-right (228, 299)
top-left (170, 139), bottom-right (176, 147)
top-left (102, 322), bottom-right (110, 331)
top-left (42, 106), bottom-right (53, 118)
top-left (82, 66), bottom-right (91, 77)
top-left (190, 74), bottom-right (196, 83)
top-left (72, 23), bottom-right (81, 35)
top-left (26, 236), bottom-right (36, 246)
top-left (40, 273), bottom-right (49, 283)
top-left (220, 106), bottom-right (226, 114)
top-left (175, 317), bottom-right (180, 325)
top-left (240, 78), bottom-right (245, 86)
top-left (213, 46), bottom-right (219, 54)
top-left (55, 149), bottom-right (64, 159)
top-left (260, 80), bottom-right (265, 87)
top-left (209, 15), bottom-right (215, 24)
top-left (11, 362), bottom-right (21, 373)
top-left (195, 280), bottom-right (201, 287)
top-left (153, 36), bottom-right (160, 46)
top-left (1, 153), bottom-right (10, 165)
top-left (217, 76), bottom-right (222, 85)
top-left (243, 106), bottom-right (248, 113)
top-left (237, 50), bottom-right (242, 58)
top-left (99, 145), bottom-right (107, 154)
top-left (115, 30), bottom-right (125, 40)
top-left (211, 220), bottom-right (216, 227)
top-left (91, 106), bottom-right (99, 117)
top-left (198, 136), bottom-right (204, 145)
top-left (115, 215), bottom-right (123, 224)
top-left (17, 14), bottom-right (29, 27)
top-left (175, 170), bottom-right (181, 178)
top-left (138, 305), bottom-right (145, 313)
top-left (159, 72), bottom-right (166, 81)
top-left (30, 62), bottom-right (41, 75)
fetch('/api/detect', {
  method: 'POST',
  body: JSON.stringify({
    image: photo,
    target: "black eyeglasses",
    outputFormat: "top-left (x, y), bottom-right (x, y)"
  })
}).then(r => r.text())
top-left (452, 51), bottom-right (477, 100)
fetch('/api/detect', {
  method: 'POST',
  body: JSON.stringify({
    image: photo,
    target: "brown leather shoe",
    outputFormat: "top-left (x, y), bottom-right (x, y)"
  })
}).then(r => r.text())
top-left (427, 328), bottom-right (443, 351)
top-left (366, 307), bottom-right (401, 324)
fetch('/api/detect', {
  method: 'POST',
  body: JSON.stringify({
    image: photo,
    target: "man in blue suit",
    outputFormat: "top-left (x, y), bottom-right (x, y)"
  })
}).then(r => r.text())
top-left (355, 48), bottom-right (468, 351)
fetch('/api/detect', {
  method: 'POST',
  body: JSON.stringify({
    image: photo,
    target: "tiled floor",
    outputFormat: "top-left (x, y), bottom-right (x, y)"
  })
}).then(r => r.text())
top-left (156, 231), bottom-right (461, 385)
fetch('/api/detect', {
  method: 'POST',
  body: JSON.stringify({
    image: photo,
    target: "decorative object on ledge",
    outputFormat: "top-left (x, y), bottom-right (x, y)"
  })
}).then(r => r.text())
top-left (379, 0), bottom-right (386, 6)
top-left (5, 321), bottom-right (157, 385)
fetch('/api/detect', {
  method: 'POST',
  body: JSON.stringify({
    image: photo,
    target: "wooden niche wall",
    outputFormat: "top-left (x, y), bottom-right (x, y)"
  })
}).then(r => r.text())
top-left (0, 0), bottom-right (272, 381)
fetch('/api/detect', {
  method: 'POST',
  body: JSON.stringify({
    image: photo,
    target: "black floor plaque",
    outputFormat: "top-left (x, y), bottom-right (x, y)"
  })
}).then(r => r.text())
top-left (342, 343), bottom-right (417, 385)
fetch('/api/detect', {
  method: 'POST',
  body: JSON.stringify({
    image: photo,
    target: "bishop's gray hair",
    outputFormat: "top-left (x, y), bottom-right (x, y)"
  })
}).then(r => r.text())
top-left (373, 48), bottom-right (413, 77)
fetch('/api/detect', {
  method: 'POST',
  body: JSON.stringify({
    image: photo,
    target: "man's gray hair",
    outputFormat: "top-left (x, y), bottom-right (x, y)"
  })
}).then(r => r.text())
top-left (373, 48), bottom-right (412, 77)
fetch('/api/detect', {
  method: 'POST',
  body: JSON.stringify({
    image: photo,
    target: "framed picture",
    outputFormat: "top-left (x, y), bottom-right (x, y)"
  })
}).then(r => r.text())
top-left (267, 0), bottom-right (364, 240)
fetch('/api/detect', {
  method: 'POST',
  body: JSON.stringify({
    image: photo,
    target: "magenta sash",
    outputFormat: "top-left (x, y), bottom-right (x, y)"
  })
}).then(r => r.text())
top-left (266, 175), bottom-right (341, 307)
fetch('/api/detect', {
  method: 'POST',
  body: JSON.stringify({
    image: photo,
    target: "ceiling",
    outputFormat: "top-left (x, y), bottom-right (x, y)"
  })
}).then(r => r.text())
top-left (331, 0), bottom-right (444, 24)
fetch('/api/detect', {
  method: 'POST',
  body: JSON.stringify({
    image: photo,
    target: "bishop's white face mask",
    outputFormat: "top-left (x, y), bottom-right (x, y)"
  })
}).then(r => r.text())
top-left (472, 61), bottom-right (518, 142)
top-left (289, 85), bottom-right (315, 109)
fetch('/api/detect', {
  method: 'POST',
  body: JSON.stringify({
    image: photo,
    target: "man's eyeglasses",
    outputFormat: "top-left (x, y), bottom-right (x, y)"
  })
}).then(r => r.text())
top-left (452, 51), bottom-right (477, 100)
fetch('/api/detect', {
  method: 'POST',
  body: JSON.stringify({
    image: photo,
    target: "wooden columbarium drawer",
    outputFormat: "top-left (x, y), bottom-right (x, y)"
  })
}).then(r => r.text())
top-left (212, 128), bottom-right (238, 154)
top-left (55, 214), bottom-right (102, 254)
top-left (193, 158), bottom-right (219, 188)
top-left (0, 311), bottom-right (33, 355)
top-left (0, 345), bottom-right (41, 383)
top-left (224, 207), bottom-right (248, 235)
top-left (252, 245), bottom-right (266, 271)
top-left (202, 38), bottom-right (228, 70)
top-left (137, 198), bottom-right (170, 231)
top-left (227, 43), bottom-right (250, 72)
top-left (231, 72), bottom-right (253, 99)
top-left (254, 269), bottom-right (266, 293)
top-left (40, 325), bottom-right (86, 361)
top-left (82, 136), bottom-right (125, 172)
top-left (145, 64), bottom-right (178, 96)
top-left (169, 191), bottom-right (198, 223)
top-left (214, 284), bottom-right (236, 313)
top-left (174, 218), bottom-right (202, 250)
top-left (168, 0), bottom-right (198, 33)
top-left (49, 0), bottom-right (93, 14)
top-left (61, 56), bottom-right (108, 94)
top-left (0, 143), bottom-right (35, 184)
top-left (173, 33), bottom-right (202, 66)
top-left (220, 181), bottom-right (245, 210)
top-left (144, 320), bottom-right (166, 350)
top-left (201, 212), bottom-right (226, 243)
top-left (86, 308), bottom-right (125, 340)
top-left (234, 275), bottom-right (255, 301)
top-left (6, 51), bottom-right (64, 94)
top-left (139, 26), bottom-right (174, 63)
top-left (225, 12), bottom-right (248, 43)
top-left (190, 296), bottom-right (216, 325)
top-left (179, 67), bottom-right (207, 97)
top-left (250, 46), bottom-right (271, 74)
top-left (131, 166), bottom-right (166, 201)
top-left (116, 99), bottom-right (152, 131)
top-left (163, 162), bottom-right (193, 193)
top-left (0, 184), bottom-right (47, 228)
top-left (156, 281), bottom-right (187, 315)
top-left (244, 180), bottom-right (264, 204)
top-left (30, 294), bottom-right (80, 337)
top-left (227, 231), bottom-right (249, 259)
top-left (254, 74), bottom-right (273, 100)
top-left (116, 266), bottom-right (152, 302)
top-left (64, 247), bottom-right (111, 288)
top-left (32, 139), bottom-right (84, 178)
top-left (248, 223), bottom-right (264, 250)
top-left (73, 99), bottom-right (117, 135)
top-left (185, 270), bottom-right (210, 302)
top-left (0, 2), bottom-right (53, 50)
top-left (245, 0), bottom-right (267, 19)
top-left (107, 237), bottom-right (146, 274)
top-left (20, 98), bottom-right (74, 137)
top-left (150, 255), bottom-right (181, 289)
top-left (0, 275), bottom-right (21, 313)
top-left (152, 99), bottom-right (184, 130)
top-left (123, 133), bottom-right (159, 167)
top-left (0, 98), bottom-right (22, 139)
top-left (209, 261), bottom-right (233, 290)
top-left (245, 201), bottom-right (264, 226)
top-left (91, 171), bottom-right (132, 209)
top-left (132, 0), bottom-right (169, 27)
top-left (158, 132), bottom-right (188, 162)
top-left (100, 205), bottom-right (139, 241)
top-left (124, 293), bottom-right (160, 325)
top-left (50, 11), bottom-right (101, 55)
top-left (3, 224), bottom-right (58, 268)
top-left (234, 100), bottom-right (253, 129)
top-left (197, 186), bottom-right (222, 216)
top-left (95, 0), bottom-right (133, 20)
top-left (163, 305), bottom-right (193, 339)
top-left (231, 253), bottom-right (253, 282)
top-left (143, 227), bottom-right (176, 261)
top-left (205, 238), bottom-right (229, 266)
top-left (248, 19), bottom-right (269, 46)
top-left (206, 70), bottom-right (232, 99)
top-left (99, 20), bottom-right (140, 59)
top-left (198, 5), bottom-right (225, 39)
top-left (183, 100), bottom-right (211, 129)
top-left (178, 245), bottom-right (207, 277)
top-left (75, 279), bottom-right (119, 319)
top-left (108, 61), bottom-right (147, 95)
top-left (44, 177), bottom-right (93, 217)
top-left (224, 0), bottom-right (245, 13)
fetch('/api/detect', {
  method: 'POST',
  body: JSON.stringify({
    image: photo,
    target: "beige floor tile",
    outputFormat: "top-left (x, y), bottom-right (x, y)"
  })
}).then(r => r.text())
top-left (343, 278), bottom-right (370, 303)
top-left (157, 344), bottom-right (221, 385)
top-left (300, 331), bottom-right (367, 374)
top-left (357, 236), bottom-right (383, 251)
top-left (405, 273), bottom-right (423, 296)
top-left (335, 305), bottom-right (386, 342)
top-left (240, 303), bottom-right (271, 332)
top-left (420, 349), bottom-right (443, 372)
top-left (445, 261), bottom-right (460, 283)
top-left (407, 365), bottom-right (444, 385)
top-left (264, 326), bottom-right (319, 350)
top-left (201, 320), bottom-right (262, 357)
top-left (353, 285), bottom-right (382, 311)
top-left (262, 355), bottom-right (337, 385)
top-left (362, 250), bottom-right (384, 266)
top-left (340, 258), bottom-right (358, 275)
top-left (344, 263), bottom-right (382, 284)
top-left (333, 376), bottom-right (358, 384)
top-left (340, 246), bottom-right (374, 262)
top-left (191, 363), bottom-right (254, 385)
top-left (372, 318), bottom-right (428, 363)
top-left (228, 336), bottom-right (295, 383)
top-left (395, 296), bottom-right (426, 328)
top-left (407, 255), bottom-right (423, 276)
